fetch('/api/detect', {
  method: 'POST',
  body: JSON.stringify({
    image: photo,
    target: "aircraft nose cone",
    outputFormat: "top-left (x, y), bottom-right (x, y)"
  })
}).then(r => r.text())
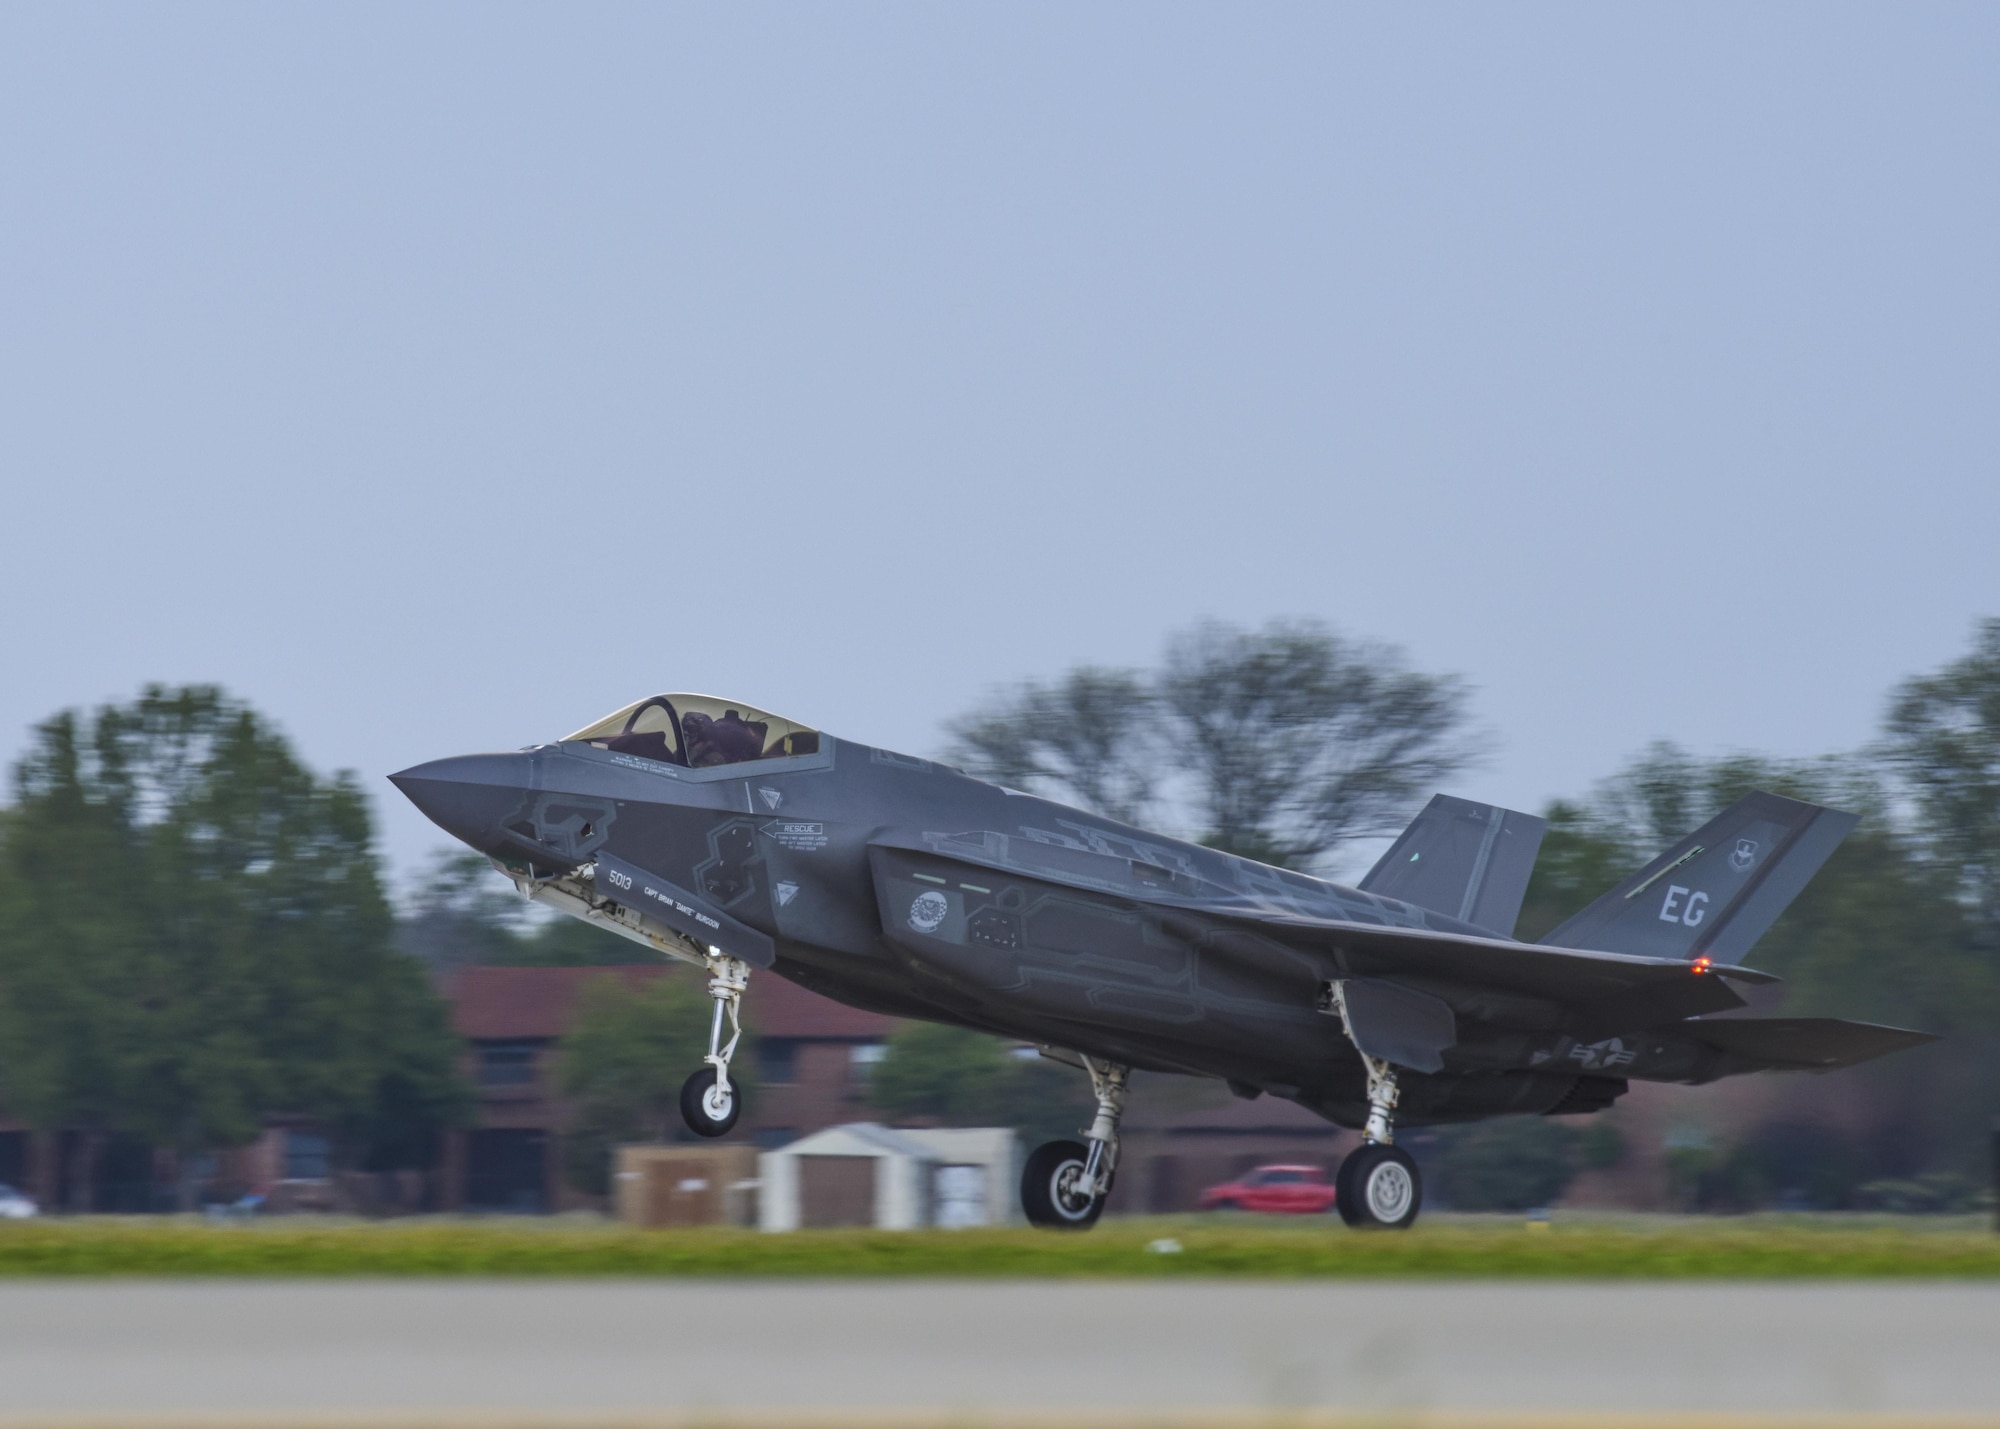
top-left (388, 752), bottom-right (535, 854)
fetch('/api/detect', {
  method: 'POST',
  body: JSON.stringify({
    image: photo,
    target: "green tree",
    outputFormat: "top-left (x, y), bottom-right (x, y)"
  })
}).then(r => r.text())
top-left (396, 851), bottom-right (525, 972)
top-left (1160, 620), bottom-right (1476, 867)
top-left (947, 669), bottom-right (1159, 825)
top-left (869, 1022), bottom-right (1096, 1147)
top-left (1885, 617), bottom-right (2000, 926)
top-left (1418, 1117), bottom-right (1579, 1212)
top-left (1747, 828), bottom-right (1983, 1033)
top-left (945, 619), bottom-right (1478, 871)
top-left (1511, 800), bottom-right (1634, 942)
top-left (555, 971), bottom-right (728, 1194)
top-left (0, 686), bottom-right (468, 1206)
top-left (1583, 742), bottom-right (1885, 852)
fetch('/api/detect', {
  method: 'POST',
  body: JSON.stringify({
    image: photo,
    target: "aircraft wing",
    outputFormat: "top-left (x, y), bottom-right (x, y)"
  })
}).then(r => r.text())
top-left (1115, 900), bottom-right (1934, 1075)
top-left (870, 834), bottom-right (1775, 1013)
top-left (1177, 900), bottom-right (1778, 1006)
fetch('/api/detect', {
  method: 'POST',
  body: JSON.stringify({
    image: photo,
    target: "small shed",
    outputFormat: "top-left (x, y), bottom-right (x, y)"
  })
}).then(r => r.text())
top-left (898, 1127), bottom-right (1018, 1228)
top-left (615, 1144), bottom-right (760, 1227)
top-left (757, 1123), bottom-right (1018, 1231)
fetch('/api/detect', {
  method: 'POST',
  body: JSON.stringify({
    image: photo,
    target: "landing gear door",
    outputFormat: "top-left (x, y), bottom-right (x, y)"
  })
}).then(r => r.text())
top-left (594, 851), bottom-right (777, 969)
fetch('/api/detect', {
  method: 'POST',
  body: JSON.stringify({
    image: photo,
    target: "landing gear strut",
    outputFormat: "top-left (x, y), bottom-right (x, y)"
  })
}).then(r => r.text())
top-left (1022, 1056), bottom-right (1128, 1230)
top-left (1326, 981), bottom-right (1423, 1229)
top-left (680, 953), bottom-right (749, 1138)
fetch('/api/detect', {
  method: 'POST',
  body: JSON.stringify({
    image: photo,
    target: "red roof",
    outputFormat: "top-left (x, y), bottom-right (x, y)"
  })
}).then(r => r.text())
top-left (446, 964), bottom-right (898, 1042)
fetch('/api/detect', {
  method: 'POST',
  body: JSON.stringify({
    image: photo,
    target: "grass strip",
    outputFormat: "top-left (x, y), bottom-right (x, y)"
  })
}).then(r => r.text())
top-left (0, 1219), bottom-right (1996, 1278)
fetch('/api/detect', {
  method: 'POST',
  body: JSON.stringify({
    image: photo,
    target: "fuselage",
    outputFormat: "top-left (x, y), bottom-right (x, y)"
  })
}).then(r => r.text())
top-left (394, 726), bottom-right (1595, 1128)
top-left (394, 694), bottom-right (1933, 1140)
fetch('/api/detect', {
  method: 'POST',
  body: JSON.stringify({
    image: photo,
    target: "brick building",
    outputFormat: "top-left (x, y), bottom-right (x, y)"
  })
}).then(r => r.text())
top-left (745, 972), bottom-right (903, 1147)
top-left (0, 964), bottom-right (1356, 1218)
top-left (0, 963), bottom-right (902, 1216)
top-left (441, 965), bottom-right (1356, 1216)
top-left (0, 1117), bottom-right (343, 1215)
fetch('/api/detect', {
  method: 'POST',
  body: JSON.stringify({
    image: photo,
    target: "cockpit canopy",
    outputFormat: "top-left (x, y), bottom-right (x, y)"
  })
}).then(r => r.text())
top-left (564, 694), bottom-right (821, 769)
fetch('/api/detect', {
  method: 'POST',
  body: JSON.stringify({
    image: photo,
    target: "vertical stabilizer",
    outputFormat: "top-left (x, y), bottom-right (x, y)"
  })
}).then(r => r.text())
top-left (1360, 795), bottom-right (1548, 938)
top-left (1542, 791), bottom-right (1855, 964)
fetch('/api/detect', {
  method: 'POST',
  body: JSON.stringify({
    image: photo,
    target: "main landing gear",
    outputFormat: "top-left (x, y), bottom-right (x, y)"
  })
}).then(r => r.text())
top-left (680, 954), bottom-right (750, 1138)
top-left (1327, 981), bottom-right (1422, 1230)
top-left (1022, 1057), bottom-right (1128, 1230)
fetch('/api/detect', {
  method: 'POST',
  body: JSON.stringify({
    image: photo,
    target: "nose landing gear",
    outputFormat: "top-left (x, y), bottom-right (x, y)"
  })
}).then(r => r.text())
top-left (1020, 1140), bottom-right (1101, 1228)
top-left (680, 954), bottom-right (750, 1138)
top-left (1022, 1056), bottom-right (1127, 1230)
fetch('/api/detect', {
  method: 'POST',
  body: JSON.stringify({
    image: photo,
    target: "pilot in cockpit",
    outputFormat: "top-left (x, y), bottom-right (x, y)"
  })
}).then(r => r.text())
top-left (570, 695), bottom-right (819, 768)
top-left (682, 709), bottom-right (769, 767)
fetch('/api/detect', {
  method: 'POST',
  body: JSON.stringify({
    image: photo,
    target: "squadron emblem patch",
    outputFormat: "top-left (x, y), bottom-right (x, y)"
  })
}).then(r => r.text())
top-left (908, 890), bottom-right (950, 934)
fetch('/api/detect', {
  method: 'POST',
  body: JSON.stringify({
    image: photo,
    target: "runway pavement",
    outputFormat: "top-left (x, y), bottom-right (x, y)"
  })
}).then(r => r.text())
top-left (0, 1279), bottom-right (1995, 1426)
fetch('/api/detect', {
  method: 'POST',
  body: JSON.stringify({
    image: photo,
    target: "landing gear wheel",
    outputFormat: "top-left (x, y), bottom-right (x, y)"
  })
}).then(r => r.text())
top-left (1336, 1143), bottom-right (1421, 1229)
top-left (1021, 1139), bottom-right (1106, 1230)
top-left (679, 1067), bottom-right (739, 1138)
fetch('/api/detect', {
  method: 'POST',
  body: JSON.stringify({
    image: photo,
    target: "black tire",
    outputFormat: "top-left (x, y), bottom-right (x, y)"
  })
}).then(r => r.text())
top-left (1021, 1139), bottom-right (1105, 1230)
top-left (1335, 1150), bottom-right (1360, 1223)
top-left (1336, 1143), bottom-right (1421, 1229)
top-left (679, 1067), bottom-right (740, 1138)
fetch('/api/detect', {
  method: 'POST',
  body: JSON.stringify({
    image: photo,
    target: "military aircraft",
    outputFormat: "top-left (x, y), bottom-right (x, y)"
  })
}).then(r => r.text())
top-left (392, 693), bottom-right (1935, 1230)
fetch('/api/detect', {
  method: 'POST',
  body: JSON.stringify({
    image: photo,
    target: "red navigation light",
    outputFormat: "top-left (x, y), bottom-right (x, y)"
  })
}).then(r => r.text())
top-left (1692, 956), bottom-right (1713, 974)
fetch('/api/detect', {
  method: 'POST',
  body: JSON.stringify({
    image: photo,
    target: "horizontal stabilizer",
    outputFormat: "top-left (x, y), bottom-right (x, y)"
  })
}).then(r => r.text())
top-left (1544, 792), bottom-right (1855, 965)
top-left (1360, 794), bottom-right (1547, 937)
top-left (1687, 1017), bottom-right (1938, 1071)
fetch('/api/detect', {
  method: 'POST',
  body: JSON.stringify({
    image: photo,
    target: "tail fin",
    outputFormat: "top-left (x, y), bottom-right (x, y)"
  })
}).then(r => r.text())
top-left (1543, 791), bottom-right (1856, 964)
top-left (1360, 794), bottom-right (1548, 938)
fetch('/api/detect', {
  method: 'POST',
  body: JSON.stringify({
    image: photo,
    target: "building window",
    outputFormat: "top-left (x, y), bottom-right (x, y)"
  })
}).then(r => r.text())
top-left (285, 1132), bottom-right (330, 1181)
top-left (757, 1039), bottom-right (798, 1084)
top-left (849, 1042), bottom-right (887, 1082)
top-left (478, 1041), bottom-right (538, 1087)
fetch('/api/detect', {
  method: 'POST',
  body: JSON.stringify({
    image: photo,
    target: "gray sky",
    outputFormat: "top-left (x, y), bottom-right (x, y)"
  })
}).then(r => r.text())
top-left (3, 4), bottom-right (1995, 886)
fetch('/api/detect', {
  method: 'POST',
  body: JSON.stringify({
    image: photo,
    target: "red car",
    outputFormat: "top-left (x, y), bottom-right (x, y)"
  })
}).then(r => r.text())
top-left (1198, 1164), bottom-right (1338, 1214)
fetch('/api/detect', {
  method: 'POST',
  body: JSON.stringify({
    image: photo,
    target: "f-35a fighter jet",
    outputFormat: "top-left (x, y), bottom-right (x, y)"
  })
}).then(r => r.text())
top-left (393, 693), bottom-right (1934, 1230)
